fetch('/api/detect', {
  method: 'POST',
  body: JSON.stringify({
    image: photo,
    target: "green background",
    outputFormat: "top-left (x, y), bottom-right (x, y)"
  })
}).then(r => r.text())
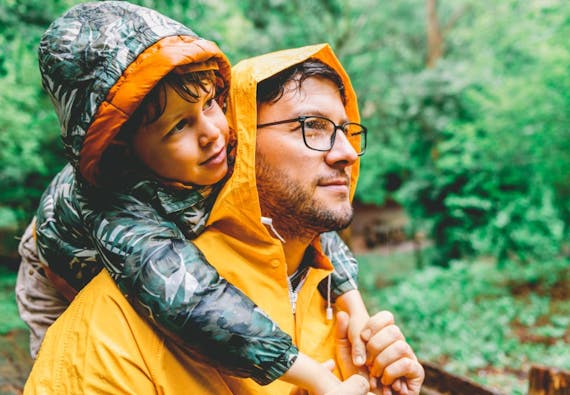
top-left (0, 1), bottom-right (569, 393)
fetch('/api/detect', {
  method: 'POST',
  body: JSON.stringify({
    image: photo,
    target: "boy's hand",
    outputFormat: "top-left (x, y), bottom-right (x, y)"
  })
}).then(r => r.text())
top-left (360, 311), bottom-right (424, 395)
top-left (335, 290), bottom-right (370, 367)
top-left (289, 374), bottom-right (371, 395)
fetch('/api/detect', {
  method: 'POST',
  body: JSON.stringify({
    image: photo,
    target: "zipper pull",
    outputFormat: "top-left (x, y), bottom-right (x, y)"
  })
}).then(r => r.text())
top-left (290, 290), bottom-right (298, 314)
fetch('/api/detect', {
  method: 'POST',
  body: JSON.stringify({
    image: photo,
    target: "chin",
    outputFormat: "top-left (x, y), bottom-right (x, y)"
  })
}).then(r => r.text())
top-left (196, 167), bottom-right (229, 186)
top-left (306, 202), bottom-right (354, 233)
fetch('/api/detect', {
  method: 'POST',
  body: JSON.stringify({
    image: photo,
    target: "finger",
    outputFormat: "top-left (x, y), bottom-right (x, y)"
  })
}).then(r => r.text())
top-left (391, 378), bottom-right (401, 393)
top-left (348, 316), bottom-right (367, 366)
top-left (380, 358), bottom-right (424, 389)
top-left (361, 311), bottom-right (395, 342)
top-left (335, 311), bottom-right (360, 377)
top-left (327, 374), bottom-right (370, 395)
top-left (322, 359), bottom-right (336, 372)
top-left (396, 379), bottom-right (409, 395)
top-left (366, 325), bottom-right (406, 368)
top-left (370, 340), bottom-right (414, 379)
top-left (335, 311), bottom-right (350, 343)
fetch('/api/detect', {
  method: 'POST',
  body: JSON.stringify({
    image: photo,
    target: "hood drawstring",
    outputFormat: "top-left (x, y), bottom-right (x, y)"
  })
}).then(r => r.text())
top-left (326, 274), bottom-right (333, 320)
top-left (262, 216), bottom-right (334, 320)
top-left (261, 217), bottom-right (286, 243)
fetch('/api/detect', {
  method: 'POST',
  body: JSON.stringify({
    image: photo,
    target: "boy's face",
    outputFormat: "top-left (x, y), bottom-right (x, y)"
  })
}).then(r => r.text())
top-left (133, 80), bottom-right (229, 186)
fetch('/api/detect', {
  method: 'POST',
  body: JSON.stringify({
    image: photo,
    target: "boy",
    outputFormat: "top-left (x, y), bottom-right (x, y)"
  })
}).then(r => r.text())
top-left (18, 1), bottom-right (372, 392)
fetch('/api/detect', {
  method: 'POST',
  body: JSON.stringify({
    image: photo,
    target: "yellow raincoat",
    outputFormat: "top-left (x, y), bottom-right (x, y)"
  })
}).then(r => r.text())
top-left (24, 43), bottom-right (361, 394)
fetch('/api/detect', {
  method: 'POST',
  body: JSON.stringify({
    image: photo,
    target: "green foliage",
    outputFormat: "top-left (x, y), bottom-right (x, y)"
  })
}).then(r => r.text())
top-left (360, 255), bottom-right (570, 393)
top-left (0, 267), bottom-right (27, 334)
top-left (0, 0), bottom-right (71, 252)
top-left (0, 0), bottom-right (569, 266)
top-left (386, 0), bottom-right (570, 265)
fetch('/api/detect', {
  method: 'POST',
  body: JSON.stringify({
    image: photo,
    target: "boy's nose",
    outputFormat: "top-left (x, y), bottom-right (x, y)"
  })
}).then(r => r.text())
top-left (198, 121), bottom-right (221, 147)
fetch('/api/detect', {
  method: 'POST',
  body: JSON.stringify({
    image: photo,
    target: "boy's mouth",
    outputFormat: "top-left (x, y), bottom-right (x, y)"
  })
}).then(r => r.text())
top-left (200, 145), bottom-right (226, 166)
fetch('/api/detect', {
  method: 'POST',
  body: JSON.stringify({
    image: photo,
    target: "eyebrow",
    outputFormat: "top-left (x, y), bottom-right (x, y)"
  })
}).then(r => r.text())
top-left (293, 109), bottom-right (350, 124)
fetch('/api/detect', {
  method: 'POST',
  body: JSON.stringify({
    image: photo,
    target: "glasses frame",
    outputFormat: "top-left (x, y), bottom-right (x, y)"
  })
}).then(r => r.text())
top-left (257, 115), bottom-right (367, 156)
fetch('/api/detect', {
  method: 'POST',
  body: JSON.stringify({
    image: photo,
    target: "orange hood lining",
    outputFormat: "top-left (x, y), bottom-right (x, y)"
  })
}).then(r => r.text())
top-left (79, 36), bottom-right (231, 186)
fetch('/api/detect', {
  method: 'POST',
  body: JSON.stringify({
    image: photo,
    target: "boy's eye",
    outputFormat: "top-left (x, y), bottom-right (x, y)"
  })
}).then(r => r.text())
top-left (167, 120), bottom-right (187, 136)
top-left (203, 97), bottom-right (215, 111)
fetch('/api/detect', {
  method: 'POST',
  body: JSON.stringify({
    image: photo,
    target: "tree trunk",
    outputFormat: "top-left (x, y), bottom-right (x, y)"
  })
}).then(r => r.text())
top-left (528, 365), bottom-right (570, 395)
top-left (426, 0), bottom-right (443, 68)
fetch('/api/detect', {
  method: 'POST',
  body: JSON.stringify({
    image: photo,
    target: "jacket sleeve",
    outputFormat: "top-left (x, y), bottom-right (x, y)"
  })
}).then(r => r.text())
top-left (83, 191), bottom-right (297, 385)
top-left (35, 164), bottom-right (101, 292)
top-left (318, 231), bottom-right (359, 302)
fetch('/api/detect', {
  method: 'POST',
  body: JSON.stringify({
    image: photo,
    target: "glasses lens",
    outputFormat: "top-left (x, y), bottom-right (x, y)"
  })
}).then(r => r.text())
top-left (302, 117), bottom-right (336, 151)
top-left (344, 123), bottom-right (367, 155)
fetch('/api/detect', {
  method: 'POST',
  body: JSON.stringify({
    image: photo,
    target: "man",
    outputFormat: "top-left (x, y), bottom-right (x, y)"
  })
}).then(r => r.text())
top-left (192, 43), bottom-right (423, 394)
top-left (24, 44), bottom-right (424, 394)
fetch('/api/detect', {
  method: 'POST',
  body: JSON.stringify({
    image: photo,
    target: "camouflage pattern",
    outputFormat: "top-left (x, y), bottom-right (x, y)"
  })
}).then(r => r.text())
top-left (35, 164), bottom-right (357, 383)
top-left (38, 1), bottom-right (200, 173)
top-left (33, 0), bottom-right (358, 386)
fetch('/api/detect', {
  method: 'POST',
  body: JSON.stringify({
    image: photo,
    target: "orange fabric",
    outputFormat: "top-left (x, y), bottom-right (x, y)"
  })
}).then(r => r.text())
top-left (79, 37), bottom-right (231, 186)
top-left (24, 271), bottom-right (236, 394)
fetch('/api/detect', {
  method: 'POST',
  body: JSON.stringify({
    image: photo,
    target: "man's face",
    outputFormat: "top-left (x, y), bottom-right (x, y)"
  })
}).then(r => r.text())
top-left (255, 76), bottom-right (358, 240)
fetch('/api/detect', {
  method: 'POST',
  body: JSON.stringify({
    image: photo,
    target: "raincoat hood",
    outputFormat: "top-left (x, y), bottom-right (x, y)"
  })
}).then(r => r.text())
top-left (208, 43), bottom-right (361, 241)
top-left (39, 1), bottom-right (231, 186)
top-left (190, 45), bottom-right (363, 392)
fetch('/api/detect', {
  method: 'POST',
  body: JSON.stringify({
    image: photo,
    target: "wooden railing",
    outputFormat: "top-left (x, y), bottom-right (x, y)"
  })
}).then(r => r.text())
top-left (421, 362), bottom-right (570, 395)
top-left (528, 365), bottom-right (570, 395)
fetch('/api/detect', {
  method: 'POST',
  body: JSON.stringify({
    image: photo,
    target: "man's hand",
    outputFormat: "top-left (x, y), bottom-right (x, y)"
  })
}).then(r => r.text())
top-left (360, 311), bottom-right (424, 395)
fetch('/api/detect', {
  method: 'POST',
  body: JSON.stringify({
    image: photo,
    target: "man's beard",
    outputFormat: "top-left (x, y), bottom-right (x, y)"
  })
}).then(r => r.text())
top-left (256, 153), bottom-right (353, 241)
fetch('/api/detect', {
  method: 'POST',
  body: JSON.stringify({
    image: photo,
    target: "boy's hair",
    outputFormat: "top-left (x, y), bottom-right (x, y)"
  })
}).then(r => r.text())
top-left (98, 69), bottom-right (223, 188)
top-left (256, 58), bottom-right (346, 106)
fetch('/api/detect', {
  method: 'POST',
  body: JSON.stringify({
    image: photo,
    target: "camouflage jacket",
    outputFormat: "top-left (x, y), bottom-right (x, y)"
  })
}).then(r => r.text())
top-left (36, 164), bottom-right (358, 384)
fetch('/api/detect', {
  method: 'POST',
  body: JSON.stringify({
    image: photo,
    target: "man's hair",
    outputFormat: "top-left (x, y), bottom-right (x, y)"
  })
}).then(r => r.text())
top-left (98, 69), bottom-right (223, 188)
top-left (257, 58), bottom-right (346, 106)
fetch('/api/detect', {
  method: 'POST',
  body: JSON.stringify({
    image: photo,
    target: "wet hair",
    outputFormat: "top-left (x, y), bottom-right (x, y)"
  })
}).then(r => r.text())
top-left (130, 69), bottom-right (222, 129)
top-left (98, 69), bottom-right (224, 188)
top-left (256, 58), bottom-right (346, 106)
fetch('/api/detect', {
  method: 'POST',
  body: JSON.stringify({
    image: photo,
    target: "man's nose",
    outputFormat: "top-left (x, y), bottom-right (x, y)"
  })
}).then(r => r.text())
top-left (325, 130), bottom-right (358, 166)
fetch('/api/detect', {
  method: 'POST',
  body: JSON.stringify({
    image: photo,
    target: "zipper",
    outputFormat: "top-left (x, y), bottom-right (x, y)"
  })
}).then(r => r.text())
top-left (287, 275), bottom-right (307, 315)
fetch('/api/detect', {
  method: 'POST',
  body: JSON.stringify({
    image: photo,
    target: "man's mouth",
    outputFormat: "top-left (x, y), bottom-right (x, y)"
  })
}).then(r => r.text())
top-left (318, 173), bottom-right (350, 187)
top-left (318, 176), bottom-right (350, 191)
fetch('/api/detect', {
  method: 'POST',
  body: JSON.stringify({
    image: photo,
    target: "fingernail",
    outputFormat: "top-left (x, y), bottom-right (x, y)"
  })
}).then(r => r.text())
top-left (361, 329), bottom-right (371, 341)
top-left (354, 355), bottom-right (365, 365)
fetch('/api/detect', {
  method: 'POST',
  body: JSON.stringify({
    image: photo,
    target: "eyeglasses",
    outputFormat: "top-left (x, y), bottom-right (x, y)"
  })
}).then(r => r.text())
top-left (257, 115), bottom-right (367, 156)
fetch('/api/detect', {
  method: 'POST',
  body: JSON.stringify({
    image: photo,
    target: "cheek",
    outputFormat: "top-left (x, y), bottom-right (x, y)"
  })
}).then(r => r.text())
top-left (213, 111), bottom-right (230, 139)
top-left (167, 140), bottom-right (200, 164)
top-left (132, 134), bottom-right (156, 167)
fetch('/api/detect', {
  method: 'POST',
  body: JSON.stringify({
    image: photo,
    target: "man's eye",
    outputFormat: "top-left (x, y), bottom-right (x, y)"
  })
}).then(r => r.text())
top-left (305, 119), bottom-right (328, 130)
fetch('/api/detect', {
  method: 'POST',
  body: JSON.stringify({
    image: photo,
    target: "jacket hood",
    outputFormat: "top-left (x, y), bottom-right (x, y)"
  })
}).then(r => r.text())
top-left (39, 1), bottom-right (231, 186)
top-left (207, 43), bottom-right (361, 243)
